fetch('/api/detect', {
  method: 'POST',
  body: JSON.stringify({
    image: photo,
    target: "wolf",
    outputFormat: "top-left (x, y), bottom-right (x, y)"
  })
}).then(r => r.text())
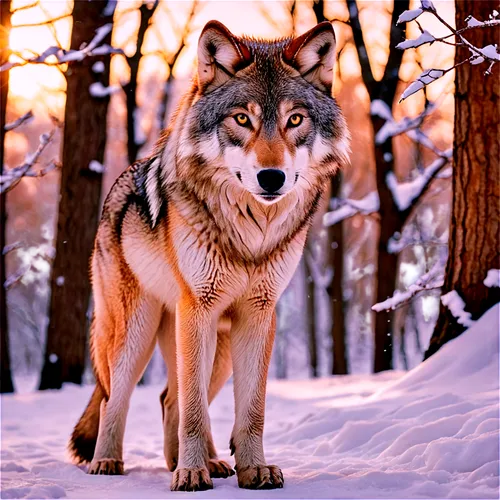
top-left (68, 20), bottom-right (349, 491)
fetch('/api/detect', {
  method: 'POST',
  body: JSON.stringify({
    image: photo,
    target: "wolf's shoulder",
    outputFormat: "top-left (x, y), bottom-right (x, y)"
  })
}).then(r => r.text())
top-left (101, 155), bottom-right (167, 234)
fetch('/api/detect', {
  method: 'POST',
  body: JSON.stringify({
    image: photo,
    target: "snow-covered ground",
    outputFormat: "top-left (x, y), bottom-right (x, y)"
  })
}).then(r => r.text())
top-left (1, 305), bottom-right (499, 499)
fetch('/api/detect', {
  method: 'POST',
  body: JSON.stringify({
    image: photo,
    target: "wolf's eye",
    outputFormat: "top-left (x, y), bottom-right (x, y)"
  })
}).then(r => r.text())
top-left (287, 114), bottom-right (304, 128)
top-left (235, 114), bottom-right (250, 127)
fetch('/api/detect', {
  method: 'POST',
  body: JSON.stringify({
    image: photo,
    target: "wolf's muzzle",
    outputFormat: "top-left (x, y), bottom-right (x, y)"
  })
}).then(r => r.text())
top-left (257, 169), bottom-right (286, 194)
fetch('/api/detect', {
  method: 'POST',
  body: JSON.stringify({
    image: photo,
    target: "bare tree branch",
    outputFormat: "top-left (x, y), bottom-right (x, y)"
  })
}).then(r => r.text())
top-left (156, 0), bottom-right (199, 130)
top-left (122, 0), bottom-right (159, 164)
top-left (4, 111), bottom-right (33, 131)
top-left (1, 24), bottom-right (122, 71)
top-left (346, 0), bottom-right (376, 98)
top-left (0, 129), bottom-right (59, 194)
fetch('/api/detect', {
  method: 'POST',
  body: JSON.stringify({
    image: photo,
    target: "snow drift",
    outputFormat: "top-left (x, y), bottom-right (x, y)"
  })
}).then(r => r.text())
top-left (1, 305), bottom-right (499, 498)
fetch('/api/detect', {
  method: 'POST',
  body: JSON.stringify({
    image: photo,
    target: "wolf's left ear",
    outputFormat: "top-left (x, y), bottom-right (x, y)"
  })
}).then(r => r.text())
top-left (197, 20), bottom-right (252, 93)
top-left (283, 22), bottom-right (336, 93)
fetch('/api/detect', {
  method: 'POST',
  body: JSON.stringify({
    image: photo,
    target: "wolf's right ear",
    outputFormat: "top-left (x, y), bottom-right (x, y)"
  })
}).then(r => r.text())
top-left (283, 22), bottom-right (336, 93)
top-left (197, 21), bottom-right (252, 93)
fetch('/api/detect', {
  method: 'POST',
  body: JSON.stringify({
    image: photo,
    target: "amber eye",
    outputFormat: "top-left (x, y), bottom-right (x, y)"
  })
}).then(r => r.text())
top-left (287, 114), bottom-right (304, 128)
top-left (235, 113), bottom-right (250, 126)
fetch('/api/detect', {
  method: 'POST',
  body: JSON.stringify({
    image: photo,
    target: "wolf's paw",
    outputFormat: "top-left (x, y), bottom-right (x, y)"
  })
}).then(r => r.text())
top-left (208, 459), bottom-right (235, 478)
top-left (237, 465), bottom-right (284, 489)
top-left (170, 467), bottom-right (213, 491)
top-left (88, 459), bottom-right (124, 475)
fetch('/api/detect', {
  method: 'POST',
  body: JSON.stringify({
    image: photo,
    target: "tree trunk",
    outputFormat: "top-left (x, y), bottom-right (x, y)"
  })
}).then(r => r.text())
top-left (370, 1), bottom-right (409, 373)
top-left (305, 256), bottom-right (318, 378)
top-left (327, 173), bottom-right (348, 375)
top-left (39, 1), bottom-right (114, 390)
top-left (425, 0), bottom-right (500, 358)
top-left (312, 0), bottom-right (347, 375)
top-left (1, 0), bottom-right (15, 394)
top-left (372, 114), bottom-right (405, 372)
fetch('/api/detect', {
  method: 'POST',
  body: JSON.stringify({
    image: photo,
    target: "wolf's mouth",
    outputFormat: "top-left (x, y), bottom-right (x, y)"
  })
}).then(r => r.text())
top-left (259, 193), bottom-right (281, 201)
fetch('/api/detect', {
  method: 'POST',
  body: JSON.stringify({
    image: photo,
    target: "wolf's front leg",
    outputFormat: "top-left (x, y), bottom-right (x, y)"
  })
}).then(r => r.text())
top-left (170, 296), bottom-right (217, 492)
top-left (230, 306), bottom-right (284, 490)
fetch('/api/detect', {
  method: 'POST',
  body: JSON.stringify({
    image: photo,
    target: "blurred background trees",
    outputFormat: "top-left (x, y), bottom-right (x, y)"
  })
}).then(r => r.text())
top-left (1, 0), bottom-right (497, 392)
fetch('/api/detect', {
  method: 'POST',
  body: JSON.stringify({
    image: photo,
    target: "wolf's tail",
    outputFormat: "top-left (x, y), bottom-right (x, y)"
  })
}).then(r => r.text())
top-left (68, 381), bottom-right (105, 463)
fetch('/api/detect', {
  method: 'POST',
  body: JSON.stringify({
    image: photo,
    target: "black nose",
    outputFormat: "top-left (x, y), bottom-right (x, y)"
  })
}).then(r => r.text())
top-left (257, 169), bottom-right (286, 194)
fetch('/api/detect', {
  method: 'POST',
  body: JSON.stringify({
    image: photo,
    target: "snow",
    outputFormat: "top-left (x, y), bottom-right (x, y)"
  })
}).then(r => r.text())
top-left (134, 109), bottom-right (147, 147)
top-left (484, 269), bottom-right (500, 288)
top-left (370, 99), bottom-right (438, 148)
top-left (370, 99), bottom-right (392, 121)
top-left (420, 0), bottom-right (436, 12)
top-left (466, 15), bottom-right (485, 28)
top-left (91, 61), bottom-right (105, 74)
top-left (2, 304), bottom-right (499, 499)
top-left (441, 291), bottom-right (475, 328)
top-left (89, 82), bottom-right (120, 98)
top-left (478, 44), bottom-right (500, 62)
top-left (88, 160), bottom-right (105, 174)
top-left (103, 0), bottom-right (117, 17)
top-left (397, 31), bottom-right (436, 50)
top-left (397, 8), bottom-right (423, 24)
top-left (400, 69), bottom-right (445, 102)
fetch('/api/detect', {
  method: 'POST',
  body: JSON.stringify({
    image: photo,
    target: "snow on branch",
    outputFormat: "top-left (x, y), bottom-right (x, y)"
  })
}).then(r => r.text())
top-left (0, 129), bottom-right (60, 194)
top-left (371, 99), bottom-right (437, 145)
top-left (398, 1), bottom-right (500, 101)
top-left (89, 82), bottom-right (120, 98)
top-left (4, 111), bottom-right (34, 131)
top-left (441, 291), bottom-right (475, 328)
top-left (484, 269), bottom-right (500, 288)
top-left (386, 151), bottom-right (452, 211)
top-left (372, 259), bottom-right (444, 312)
top-left (388, 224), bottom-right (448, 254)
top-left (399, 69), bottom-right (446, 102)
top-left (323, 191), bottom-right (379, 226)
top-left (1, 24), bottom-right (123, 72)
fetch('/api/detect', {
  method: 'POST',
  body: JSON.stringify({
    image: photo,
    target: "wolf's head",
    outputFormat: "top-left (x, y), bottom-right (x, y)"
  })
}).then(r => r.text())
top-left (176, 21), bottom-right (349, 206)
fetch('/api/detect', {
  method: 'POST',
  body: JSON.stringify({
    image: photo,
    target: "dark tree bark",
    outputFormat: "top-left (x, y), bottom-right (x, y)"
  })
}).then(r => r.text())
top-left (425, 0), bottom-right (500, 358)
top-left (1, 0), bottom-right (15, 394)
top-left (39, 1), bottom-right (115, 390)
top-left (327, 173), bottom-right (348, 374)
top-left (123, 0), bottom-right (158, 165)
top-left (305, 252), bottom-right (318, 378)
top-left (311, 0), bottom-right (348, 375)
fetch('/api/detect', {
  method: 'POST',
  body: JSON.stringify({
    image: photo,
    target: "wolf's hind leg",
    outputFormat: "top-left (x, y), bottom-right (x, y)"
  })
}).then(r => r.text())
top-left (158, 315), bottom-right (234, 478)
top-left (89, 292), bottom-right (161, 475)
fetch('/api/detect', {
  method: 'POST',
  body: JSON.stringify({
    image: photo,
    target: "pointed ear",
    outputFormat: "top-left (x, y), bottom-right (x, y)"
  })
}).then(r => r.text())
top-left (283, 22), bottom-right (336, 93)
top-left (197, 20), bottom-right (252, 93)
